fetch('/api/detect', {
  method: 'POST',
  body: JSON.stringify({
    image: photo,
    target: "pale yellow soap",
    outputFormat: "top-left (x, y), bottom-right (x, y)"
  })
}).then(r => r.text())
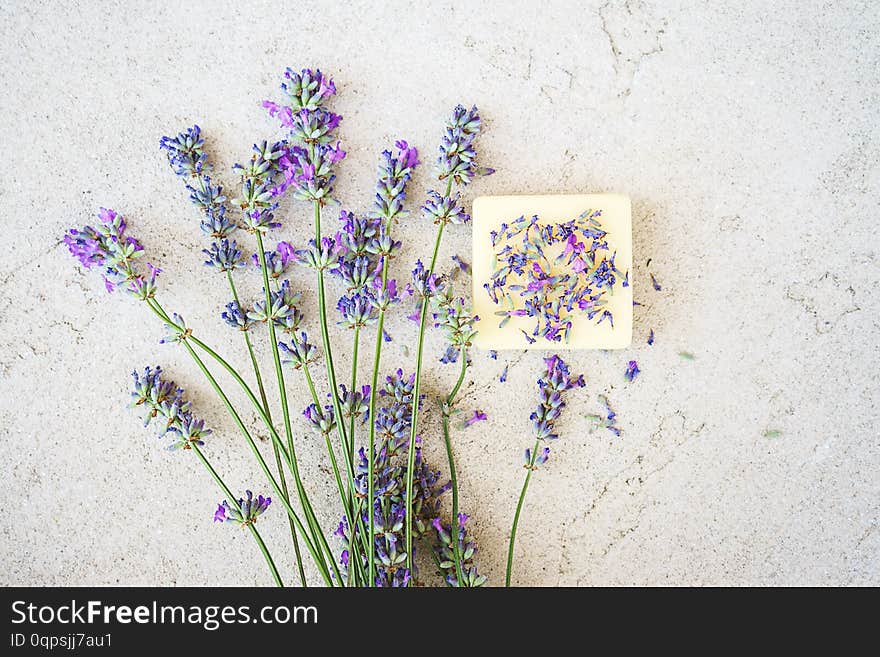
top-left (471, 194), bottom-right (633, 351)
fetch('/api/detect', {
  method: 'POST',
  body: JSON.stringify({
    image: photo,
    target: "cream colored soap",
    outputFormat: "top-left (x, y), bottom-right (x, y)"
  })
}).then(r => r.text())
top-left (471, 194), bottom-right (633, 351)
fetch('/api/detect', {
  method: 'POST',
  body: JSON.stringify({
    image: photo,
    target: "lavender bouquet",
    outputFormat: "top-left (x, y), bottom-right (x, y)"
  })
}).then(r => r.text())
top-left (64, 68), bottom-right (585, 587)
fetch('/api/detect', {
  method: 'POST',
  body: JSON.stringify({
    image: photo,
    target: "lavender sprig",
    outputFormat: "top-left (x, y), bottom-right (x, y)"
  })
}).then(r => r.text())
top-left (404, 104), bottom-right (492, 582)
top-left (129, 366), bottom-right (282, 586)
top-left (161, 126), bottom-right (308, 583)
top-left (506, 355), bottom-right (584, 586)
top-left (432, 514), bottom-right (487, 587)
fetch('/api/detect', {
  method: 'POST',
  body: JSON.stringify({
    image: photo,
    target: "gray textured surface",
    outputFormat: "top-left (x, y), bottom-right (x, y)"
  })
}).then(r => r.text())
top-left (1, 0), bottom-right (878, 586)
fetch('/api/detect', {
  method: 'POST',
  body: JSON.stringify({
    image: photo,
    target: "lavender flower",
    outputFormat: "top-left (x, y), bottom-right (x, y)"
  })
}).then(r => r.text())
top-left (203, 239), bottom-right (244, 272)
top-left (372, 140), bottom-right (419, 223)
top-left (624, 360), bottom-right (640, 382)
top-left (523, 446), bottom-right (550, 466)
top-left (529, 355), bottom-right (585, 445)
top-left (160, 125), bottom-right (238, 246)
top-left (500, 364), bottom-right (509, 383)
top-left (436, 105), bottom-right (494, 186)
top-left (303, 402), bottom-right (336, 435)
top-left (431, 289), bottom-right (478, 354)
top-left (221, 301), bottom-right (253, 331)
top-left (214, 490), bottom-right (272, 527)
top-left (586, 394), bottom-right (620, 437)
top-left (339, 384), bottom-right (370, 423)
top-left (647, 328), bottom-right (655, 346)
top-left (422, 190), bottom-right (470, 225)
top-left (451, 254), bottom-right (471, 275)
top-left (264, 69), bottom-right (345, 204)
top-left (336, 292), bottom-right (376, 329)
top-left (247, 283), bottom-right (301, 327)
top-left (64, 208), bottom-right (149, 295)
top-left (129, 366), bottom-right (211, 450)
top-left (278, 331), bottom-right (318, 370)
top-left (650, 273), bottom-right (662, 291)
top-left (294, 237), bottom-right (339, 271)
top-left (432, 514), bottom-right (487, 587)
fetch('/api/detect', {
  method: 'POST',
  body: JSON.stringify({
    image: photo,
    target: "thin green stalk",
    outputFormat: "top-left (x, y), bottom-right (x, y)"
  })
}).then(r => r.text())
top-left (246, 523), bottom-right (283, 588)
top-left (177, 332), bottom-right (334, 585)
top-left (145, 298), bottom-right (339, 584)
top-left (313, 202), bottom-right (354, 474)
top-left (403, 219), bottom-right (446, 579)
top-left (506, 438), bottom-right (541, 587)
top-left (348, 326), bottom-right (360, 467)
top-left (365, 255), bottom-right (391, 586)
top-left (302, 363), bottom-right (360, 586)
top-left (226, 269), bottom-right (305, 587)
top-left (191, 444), bottom-right (283, 587)
top-left (313, 201), bottom-right (365, 578)
top-left (440, 347), bottom-right (468, 586)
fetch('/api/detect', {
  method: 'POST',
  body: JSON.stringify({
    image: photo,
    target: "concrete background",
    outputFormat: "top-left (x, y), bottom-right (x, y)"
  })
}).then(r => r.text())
top-left (1, 0), bottom-right (877, 586)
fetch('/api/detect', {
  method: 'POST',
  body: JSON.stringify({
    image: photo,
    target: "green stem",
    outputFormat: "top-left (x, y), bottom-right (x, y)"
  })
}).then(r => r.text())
top-left (302, 363), bottom-right (360, 586)
top-left (191, 444), bottom-right (283, 587)
top-left (506, 438), bottom-right (541, 587)
top-left (440, 347), bottom-right (468, 586)
top-left (247, 523), bottom-right (284, 588)
top-left (348, 326), bottom-right (360, 469)
top-left (404, 218), bottom-right (447, 580)
top-left (145, 298), bottom-right (339, 585)
top-left (226, 269), bottom-right (306, 587)
top-left (365, 255), bottom-right (391, 587)
top-left (313, 203), bottom-right (355, 477)
top-left (178, 333), bottom-right (333, 585)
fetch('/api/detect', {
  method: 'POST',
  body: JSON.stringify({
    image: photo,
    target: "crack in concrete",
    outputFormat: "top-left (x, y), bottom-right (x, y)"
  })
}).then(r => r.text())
top-left (785, 271), bottom-right (861, 335)
top-left (598, 0), bottom-right (666, 99)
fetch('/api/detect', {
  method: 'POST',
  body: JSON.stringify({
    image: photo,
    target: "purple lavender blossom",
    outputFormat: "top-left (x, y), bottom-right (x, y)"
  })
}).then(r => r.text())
top-left (129, 366), bottom-right (211, 450)
top-left (278, 331), bottom-right (317, 370)
top-left (647, 328), bottom-right (655, 345)
top-left (303, 402), bottom-right (336, 435)
top-left (221, 301), bottom-right (252, 331)
top-left (339, 384), bottom-right (370, 423)
top-left (160, 125), bottom-right (239, 247)
top-left (464, 410), bottom-right (487, 427)
top-left (337, 367), bottom-right (452, 587)
top-left (64, 208), bottom-right (156, 298)
top-left (203, 239), bottom-right (244, 272)
top-left (422, 190), bottom-right (470, 225)
top-left (500, 364), bottom-right (509, 383)
top-left (432, 513), bottom-right (487, 587)
top-left (528, 355), bottom-right (585, 444)
top-left (372, 140), bottom-right (419, 222)
top-left (263, 69), bottom-right (345, 204)
top-left (214, 490), bottom-right (272, 527)
top-left (624, 360), bottom-right (640, 382)
top-left (650, 272), bottom-right (662, 291)
top-left (436, 105), bottom-right (494, 186)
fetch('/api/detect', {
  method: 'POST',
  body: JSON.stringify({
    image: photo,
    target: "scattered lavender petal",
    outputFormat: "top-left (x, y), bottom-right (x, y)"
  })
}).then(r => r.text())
top-left (624, 360), bottom-right (640, 382)
top-left (650, 273), bottom-right (662, 291)
top-left (451, 254), bottom-right (471, 275)
top-left (647, 329), bottom-right (655, 345)
top-left (463, 410), bottom-right (488, 428)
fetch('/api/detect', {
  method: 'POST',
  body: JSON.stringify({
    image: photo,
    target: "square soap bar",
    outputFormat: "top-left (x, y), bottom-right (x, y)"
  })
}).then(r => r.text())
top-left (471, 194), bottom-right (633, 351)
